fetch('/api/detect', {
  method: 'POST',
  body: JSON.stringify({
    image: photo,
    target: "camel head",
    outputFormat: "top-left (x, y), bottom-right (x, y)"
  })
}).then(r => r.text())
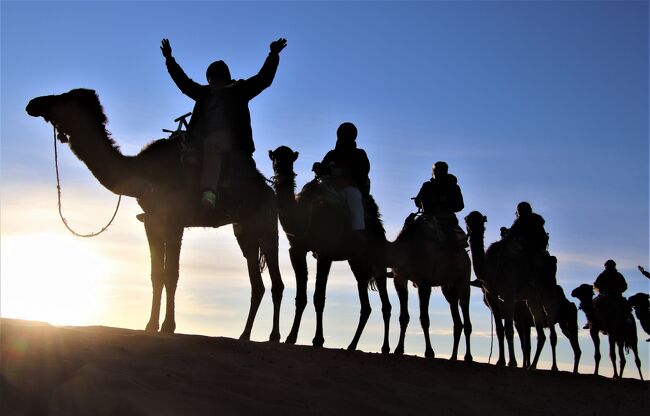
top-left (464, 211), bottom-right (487, 237)
top-left (571, 284), bottom-right (594, 303)
top-left (26, 88), bottom-right (107, 140)
top-left (628, 292), bottom-right (649, 311)
top-left (269, 145), bottom-right (298, 177)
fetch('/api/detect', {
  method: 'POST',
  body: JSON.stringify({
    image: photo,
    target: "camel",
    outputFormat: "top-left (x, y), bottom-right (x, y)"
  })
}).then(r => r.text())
top-left (268, 146), bottom-right (391, 352)
top-left (386, 213), bottom-right (473, 360)
top-left (514, 285), bottom-right (581, 373)
top-left (571, 284), bottom-right (643, 379)
top-left (628, 292), bottom-right (650, 341)
top-left (26, 88), bottom-right (284, 341)
top-left (464, 211), bottom-right (559, 369)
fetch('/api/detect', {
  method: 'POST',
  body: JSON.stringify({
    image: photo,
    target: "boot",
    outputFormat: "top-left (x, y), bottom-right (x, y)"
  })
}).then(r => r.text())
top-left (201, 190), bottom-right (217, 209)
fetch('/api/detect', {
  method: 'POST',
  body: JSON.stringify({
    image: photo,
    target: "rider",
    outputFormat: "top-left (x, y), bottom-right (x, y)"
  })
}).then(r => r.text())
top-left (506, 202), bottom-right (549, 254)
top-left (413, 161), bottom-right (465, 250)
top-left (594, 260), bottom-right (628, 297)
top-left (160, 37), bottom-right (287, 208)
top-left (314, 122), bottom-right (370, 235)
top-left (593, 260), bottom-right (631, 325)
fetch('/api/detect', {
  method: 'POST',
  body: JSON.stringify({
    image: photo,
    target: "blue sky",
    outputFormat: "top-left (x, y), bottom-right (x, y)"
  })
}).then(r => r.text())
top-left (1, 1), bottom-right (648, 378)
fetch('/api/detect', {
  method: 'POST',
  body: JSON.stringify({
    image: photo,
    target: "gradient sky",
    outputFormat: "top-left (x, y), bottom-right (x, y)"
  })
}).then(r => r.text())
top-left (1, 1), bottom-right (648, 379)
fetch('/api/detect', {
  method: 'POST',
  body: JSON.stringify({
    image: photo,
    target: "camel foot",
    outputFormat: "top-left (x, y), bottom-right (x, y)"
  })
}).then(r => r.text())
top-left (496, 358), bottom-right (506, 367)
top-left (145, 321), bottom-right (159, 332)
top-left (449, 354), bottom-right (458, 362)
top-left (312, 336), bottom-right (324, 348)
top-left (508, 360), bottom-right (518, 368)
top-left (551, 365), bottom-right (559, 372)
top-left (346, 344), bottom-right (357, 352)
top-left (394, 345), bottom-right (404, 355)
top-left (160, 320), bottom-right (175, 334)
top-left (425, 348), bottom-right (435, 359)
top-left (239, 331), bottom-right (251, 341)
top-left (464, 354), bottom-right (473, 362)
top-left (284, 334), bottom-right (297, 345)
top-left (269, 331), bottom-right (281, 343)
top-left (381, 344), bottom-right (390, 354)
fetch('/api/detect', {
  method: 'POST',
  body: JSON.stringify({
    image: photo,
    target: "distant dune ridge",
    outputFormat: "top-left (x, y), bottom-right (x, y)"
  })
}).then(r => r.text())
top-left (1, 318), bottom-right (647, 416)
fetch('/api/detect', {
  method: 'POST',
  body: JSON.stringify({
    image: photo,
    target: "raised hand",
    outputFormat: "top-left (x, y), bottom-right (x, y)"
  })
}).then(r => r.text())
top-left (160, 38), bottom-right (172, 59)
top-left (270, 38), bottom-right (287, 54)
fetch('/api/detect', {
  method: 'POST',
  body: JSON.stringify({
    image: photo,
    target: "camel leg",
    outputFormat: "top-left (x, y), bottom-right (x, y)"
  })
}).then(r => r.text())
top-left (609, 336), bottom-right (620, 378)
top-left (312, 258), bottom-right (332, 347)
top-left (630, 342), bottom-right (644, 380)
top-left (568, 331), bottom-right (582, 374)
top-left (393, 278), bottom-right (409, 355)
top-left (561, 318), bottom-right (582, 374)
top-left (459, 286), bottom-right (473, 362)
top-left (590, 328), bottom-right (601, 375)
top-left (515, 321), bottom-right (529, 368)
top-left (161, 225), bottom-right (183, 334)
top-left (347, 260), bottom-right (372, 352)
top-left (418, 285), bottom-right (434, 358)
top-left (549, 324), bottom-right (558, 371)
top-left (285, 247), bottom-right (308, 344)
top-left (486, 294), bottom-right (506, 366)
top-left (617, 339), bottom-right (627, 378)
top-left (442, 286), bottom-right (462, 361)
top-left (529, 317), bottom-right (547, 370)
top-left (503, 302), bottom-right (518, 367)
top-left (144, 219), bottom-right (164, 332)
top-left (373, 266), bottom-right (392, 354)
top-left (261, 236), bottom-right (284, 343)
top-left (237, 233), bottom-right (266, 341)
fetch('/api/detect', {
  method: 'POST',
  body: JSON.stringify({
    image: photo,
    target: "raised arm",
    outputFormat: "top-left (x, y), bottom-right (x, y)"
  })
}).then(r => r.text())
top-left (161, 38), bottom-right (203, 100)
top-left (240, 38), bottom-right (287, 100)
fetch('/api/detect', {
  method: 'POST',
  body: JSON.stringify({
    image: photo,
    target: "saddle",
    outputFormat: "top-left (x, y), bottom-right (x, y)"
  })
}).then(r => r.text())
top-left (408, 214), bottom-right (468, 250)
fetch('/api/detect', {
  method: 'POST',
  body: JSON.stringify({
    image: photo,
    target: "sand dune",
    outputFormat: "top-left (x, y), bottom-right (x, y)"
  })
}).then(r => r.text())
top-left (1, 318), bottom-right (647, 415)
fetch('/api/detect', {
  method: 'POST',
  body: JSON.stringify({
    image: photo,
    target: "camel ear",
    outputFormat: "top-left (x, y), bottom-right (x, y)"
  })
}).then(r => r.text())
top-left (484, 215), bottom-right (488, 222)
top-left (293, 151), bottom-right (299, 161)
top-left (268, 149), bottom-right (274, 161)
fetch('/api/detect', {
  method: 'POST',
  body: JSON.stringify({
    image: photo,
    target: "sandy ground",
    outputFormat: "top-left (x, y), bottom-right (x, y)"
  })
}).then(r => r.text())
top-left (1, 318), bottom-right (648, 416)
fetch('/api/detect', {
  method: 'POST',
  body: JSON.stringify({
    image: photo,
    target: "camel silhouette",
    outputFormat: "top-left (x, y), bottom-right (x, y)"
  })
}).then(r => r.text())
top-left (465, 211), bottom-right (558, 369)
top-left (514, 285), bottom-right (581, 373)
top-left (26, 88), bottom-right (284, 341)
top-left (268, 146), bottom-right (391, 352)
top-left (628, 292), bottom-right (650, 342)
top-left (386, 213), bottom-right (473, 360)
top-left (571, 283), bottom-right (643, 379)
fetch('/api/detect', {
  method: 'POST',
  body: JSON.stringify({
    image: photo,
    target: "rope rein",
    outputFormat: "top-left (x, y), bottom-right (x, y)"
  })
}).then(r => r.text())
top-left (488, 308), bottom-right (494, 364)
top-left (53, 125), bottom-right (121, 237)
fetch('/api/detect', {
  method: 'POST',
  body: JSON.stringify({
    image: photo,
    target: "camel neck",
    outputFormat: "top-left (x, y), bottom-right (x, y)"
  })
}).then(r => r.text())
top-left (467, 231), bottom-right (488, 281)
top-left (66, 123), bottom-right (134, 195)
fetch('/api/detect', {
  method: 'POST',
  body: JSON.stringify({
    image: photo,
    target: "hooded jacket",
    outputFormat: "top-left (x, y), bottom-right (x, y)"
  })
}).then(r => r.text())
top-left (414, 174), bottom-right (464, 216)
top-left (165, 51), bottom-right (280, 155)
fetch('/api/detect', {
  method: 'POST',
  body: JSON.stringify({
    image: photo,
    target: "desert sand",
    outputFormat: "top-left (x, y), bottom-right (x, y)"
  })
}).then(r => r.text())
top-left (1, 318), bottom-right (647, 415)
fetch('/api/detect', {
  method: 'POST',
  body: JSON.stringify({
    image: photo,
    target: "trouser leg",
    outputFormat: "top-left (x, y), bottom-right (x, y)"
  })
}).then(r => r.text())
top-left (341, 186), bottom-right (365, 231)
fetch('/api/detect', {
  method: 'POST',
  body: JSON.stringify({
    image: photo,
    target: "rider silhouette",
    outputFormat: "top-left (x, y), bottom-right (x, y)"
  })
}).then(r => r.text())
top-left (161, 37), bottom-right (287, 209)
top-left (413, 161), bottom-right (464, 250)
top-left (594, 260), bottom-right (628, 297)
top-left (315, 122), bottom-right (370, 233)
top-left (507, 201), bottom-right (548, 254)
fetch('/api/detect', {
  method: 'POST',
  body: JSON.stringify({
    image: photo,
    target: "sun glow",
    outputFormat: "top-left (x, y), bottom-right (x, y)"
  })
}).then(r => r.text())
top-left (1, 233), bottom-right (114, 325)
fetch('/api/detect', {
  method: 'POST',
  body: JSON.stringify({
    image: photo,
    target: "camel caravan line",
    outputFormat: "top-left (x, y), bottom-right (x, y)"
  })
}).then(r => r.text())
top-left (26, 87), bottom-right (648, 381)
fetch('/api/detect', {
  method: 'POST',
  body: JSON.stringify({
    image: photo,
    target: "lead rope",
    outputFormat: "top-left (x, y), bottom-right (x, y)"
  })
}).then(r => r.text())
top-left (53, 125), bottom-right (121, 237)
top-left (488, 308), bottom-right (494, 364)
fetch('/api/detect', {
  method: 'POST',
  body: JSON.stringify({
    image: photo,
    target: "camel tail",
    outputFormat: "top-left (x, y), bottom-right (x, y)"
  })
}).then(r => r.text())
top-left (368, 276), bottom-right (377, 292)
top-left (258, 249), bottom-right (268, 274)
